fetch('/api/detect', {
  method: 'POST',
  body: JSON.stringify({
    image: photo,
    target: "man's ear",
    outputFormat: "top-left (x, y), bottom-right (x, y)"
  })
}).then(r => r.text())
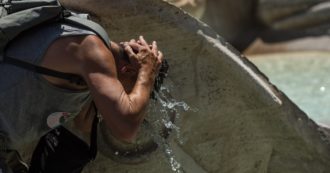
top-left (120, 66), bottom-right (128, 73)
top-left (120, 65), bottom-right (138, 76)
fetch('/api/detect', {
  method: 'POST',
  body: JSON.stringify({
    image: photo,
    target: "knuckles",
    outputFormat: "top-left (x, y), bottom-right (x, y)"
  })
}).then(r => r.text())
top-left (122, 38), bottom-right (163, 72)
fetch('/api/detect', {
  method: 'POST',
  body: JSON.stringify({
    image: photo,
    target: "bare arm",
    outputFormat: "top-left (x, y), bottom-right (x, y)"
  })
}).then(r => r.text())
top-left (79, 35), bottom-right (162, 142)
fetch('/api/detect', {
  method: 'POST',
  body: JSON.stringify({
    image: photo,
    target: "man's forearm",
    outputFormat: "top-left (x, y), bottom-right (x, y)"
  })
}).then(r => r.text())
top-left (86, 38), bottom-right (161, 142)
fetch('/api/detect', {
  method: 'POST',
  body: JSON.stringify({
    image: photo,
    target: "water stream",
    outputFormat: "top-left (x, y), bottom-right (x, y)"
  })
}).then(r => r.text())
top-left (146, 81), bottom-right (198, 173)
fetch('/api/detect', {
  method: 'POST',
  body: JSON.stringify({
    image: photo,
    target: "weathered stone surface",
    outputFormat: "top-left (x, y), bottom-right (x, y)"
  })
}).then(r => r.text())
top-left (59, 0), bottom-right (330, 172)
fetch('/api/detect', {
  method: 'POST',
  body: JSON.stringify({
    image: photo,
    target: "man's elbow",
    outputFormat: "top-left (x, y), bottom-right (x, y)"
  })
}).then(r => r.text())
top-left (103, 108), bottom-right (145, 143)
top-left (116, 132), bottom-right (138, 143)
top-left (108, 120), bottom-right (140, 143)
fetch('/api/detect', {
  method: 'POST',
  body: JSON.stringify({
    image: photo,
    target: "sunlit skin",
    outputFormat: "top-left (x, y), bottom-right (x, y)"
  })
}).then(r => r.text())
top-left (73, 41), bottom-right (139, 138)
top-left (41, 35), bottom-right (163, 142)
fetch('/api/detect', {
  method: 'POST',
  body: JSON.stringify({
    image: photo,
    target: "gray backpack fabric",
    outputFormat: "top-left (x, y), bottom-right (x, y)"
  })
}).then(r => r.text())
top-left (0, 0), bottom-right (61, 62)
top-left (0, 0), bottom-right (110, 84)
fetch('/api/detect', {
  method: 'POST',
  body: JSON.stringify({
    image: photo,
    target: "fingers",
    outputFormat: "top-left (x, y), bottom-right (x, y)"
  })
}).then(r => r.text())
top-left (151, 41), bottom-right (158, 57)
top-left (139, 36), bottom-right (149, 47)
top-left (123, 43), bottom-right (134, 56)
top-left (123, 42), bottom-right (137, 64)
top-left (122, 37), bottom-right (164, 69)
top-left (128, 42), bottom-right (141, 51)
top-left (157, 51), bottom-right (163, 67)
top-left (128, 38), bottom-right (147, 52)
top-left (157, 51), bottom-right (164, 71)
top-left (136, 37), bottom-right (158, 58)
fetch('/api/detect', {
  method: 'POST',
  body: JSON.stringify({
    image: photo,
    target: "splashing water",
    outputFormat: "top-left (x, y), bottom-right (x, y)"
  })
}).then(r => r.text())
top-left (145, 81), bottom-right (197, 173)
top-left (152, 132), bottom-right (184, 173)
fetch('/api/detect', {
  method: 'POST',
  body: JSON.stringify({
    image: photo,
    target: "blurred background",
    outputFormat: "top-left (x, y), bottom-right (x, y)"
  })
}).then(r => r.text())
top-left (166, 0), bottom-right (330, 128)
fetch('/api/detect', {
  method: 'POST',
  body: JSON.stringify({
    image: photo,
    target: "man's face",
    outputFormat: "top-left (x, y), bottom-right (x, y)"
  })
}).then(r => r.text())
top-left (116, 58), bottom-right (138, 93)
top-left (111, 42), bottom-right (138, 93)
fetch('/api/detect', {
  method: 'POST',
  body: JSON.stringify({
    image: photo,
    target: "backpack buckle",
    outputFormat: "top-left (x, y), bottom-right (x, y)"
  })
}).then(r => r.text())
top-left (62, 10), bottom-right (71, 17)
top-left (55, 8), bottom-right (71, 22)
top-left (59, 8), bottom-right (71, 19)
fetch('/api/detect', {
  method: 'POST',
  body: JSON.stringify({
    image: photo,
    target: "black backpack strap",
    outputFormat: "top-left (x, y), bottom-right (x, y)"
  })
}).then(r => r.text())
top-left (6, 0), bottom-right (60, 14)
top-left (4, 55), bottom-right (86, 85)
top-left (89, 101), bottom-right (99, 160)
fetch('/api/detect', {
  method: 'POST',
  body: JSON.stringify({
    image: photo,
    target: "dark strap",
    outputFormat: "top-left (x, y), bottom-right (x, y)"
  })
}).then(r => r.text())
top-left (3, 55), bottom-right (86, 85)
top-left (6, 0), bottom-right (60, 14)
top-left (89, 102), bottom-right (99, 160)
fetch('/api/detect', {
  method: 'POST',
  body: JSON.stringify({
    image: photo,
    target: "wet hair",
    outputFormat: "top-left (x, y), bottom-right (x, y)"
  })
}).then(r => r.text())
top-left (117, 44), bottom-right (131, 63)
top-left (151, 59), bottom-right (169, 99)
top-left (154, 59), bottom-right (169, 92)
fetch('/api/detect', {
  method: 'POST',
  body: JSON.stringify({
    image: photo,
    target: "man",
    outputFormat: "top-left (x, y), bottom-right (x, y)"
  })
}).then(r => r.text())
top-left (0, 13), bottom-right (163, 172)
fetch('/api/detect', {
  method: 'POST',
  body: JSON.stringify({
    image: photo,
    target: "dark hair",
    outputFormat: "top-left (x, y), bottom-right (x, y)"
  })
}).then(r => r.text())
top-left (151, 59), bottom-right (169, 99)
top-left (118, 44), bottom-right (130, 63)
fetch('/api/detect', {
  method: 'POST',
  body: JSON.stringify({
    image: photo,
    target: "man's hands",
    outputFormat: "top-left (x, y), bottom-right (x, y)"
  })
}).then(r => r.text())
top-left (122, 36), bottom-right (163, 80)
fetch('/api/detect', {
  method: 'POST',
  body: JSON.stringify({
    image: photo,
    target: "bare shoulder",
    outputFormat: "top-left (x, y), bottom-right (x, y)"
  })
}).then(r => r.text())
top-left (41, 34), bottom-right (115, 90)
top-left (80, 35), bottom-right (108, 53)
top-left (78, 35), bottom-right (117, 78)
top-left (45, 34), bottom-right (116, 76)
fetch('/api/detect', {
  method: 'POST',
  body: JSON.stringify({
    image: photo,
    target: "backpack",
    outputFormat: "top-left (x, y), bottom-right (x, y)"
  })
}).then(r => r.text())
top-left (0, 0), bottom-right (110, 85)
top-left (0, 1), bottom-right (103, 172)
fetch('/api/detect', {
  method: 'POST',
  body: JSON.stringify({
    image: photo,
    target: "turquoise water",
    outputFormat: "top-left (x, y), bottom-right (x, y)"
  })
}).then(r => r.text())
top-left (250, 52), bottom-right (330, 128)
